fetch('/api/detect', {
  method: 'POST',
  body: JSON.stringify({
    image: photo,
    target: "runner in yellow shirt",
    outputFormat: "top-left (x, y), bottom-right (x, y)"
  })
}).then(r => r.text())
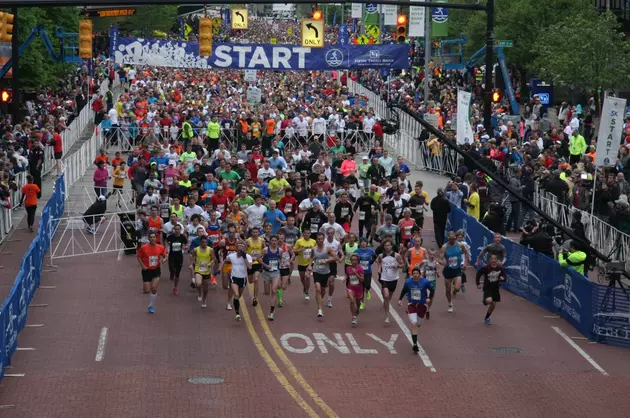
top-left (190, 236), bottom-right (215, 308)
top-left (293, 229), bottom-right (317, 300)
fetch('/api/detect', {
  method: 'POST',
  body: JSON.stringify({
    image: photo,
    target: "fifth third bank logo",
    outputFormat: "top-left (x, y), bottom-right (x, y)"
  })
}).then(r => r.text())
top-left (520, 255), bottom-right (529, 282)
top-left (564, 274), bottom-right (572, 303)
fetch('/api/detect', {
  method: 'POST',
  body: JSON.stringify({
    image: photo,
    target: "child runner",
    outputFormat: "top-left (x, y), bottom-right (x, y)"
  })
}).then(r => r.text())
top-left (475, 255), bottom-right (506, 325)
top-left (345, 254), bottom-right (365, 326)
top-left (398, 267), bottom-right (432, 353)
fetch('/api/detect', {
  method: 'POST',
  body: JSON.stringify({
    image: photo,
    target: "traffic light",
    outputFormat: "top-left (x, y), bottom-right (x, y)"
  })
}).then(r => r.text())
top-left (198, 17), bottom-right (213, 57)
top-left (78, 20), bottom-right (93, 59)
top-left (396, 15), bottom-right (407, 43)
top-left (0, 12), bottom-right (15, 43)
top-left (491, 89), bottom-right (502, 103)
top-left (0, 89), bottom-right (11, 103)
top-left (312, 10), bottom-right (323, 20)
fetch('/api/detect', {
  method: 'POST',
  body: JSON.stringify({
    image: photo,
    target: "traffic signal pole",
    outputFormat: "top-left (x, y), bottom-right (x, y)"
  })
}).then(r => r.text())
top-left (11, 7), bottom-right (19, 123)
top-left (483, 0), bottom-right (494, 132)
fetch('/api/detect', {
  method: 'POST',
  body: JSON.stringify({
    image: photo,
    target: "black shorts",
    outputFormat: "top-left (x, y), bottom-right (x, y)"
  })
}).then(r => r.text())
top-left (329, 262), bottom-right (338, 277)
top-left (298, 264), bottom-right (310, 272)
top-left (196, 273), bottom-right (211, 281)
top-left (247, 264), bottom-right (262, 275)
top-left (443, 267), bottom-right (462, 279)
top-left (313, 272), bottom-right (329, 287)
top-left (142, 268), bottom-right (161, 283)
top-left (54, 151), bottom-right (63, 160)
top-left (231, 276), bottom-right (246, 288)
top-left (113, 185), bottom-right (123, 190)
top-left (280, 268), bottom-right (291, 277)
top-left (483, 288), bottom-right (501, 305)
top-left (379, 279), bottom-right (398, 293)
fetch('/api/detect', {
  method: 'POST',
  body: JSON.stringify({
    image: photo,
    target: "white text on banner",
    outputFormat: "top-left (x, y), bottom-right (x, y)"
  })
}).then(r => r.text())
top-left (408, 6), bottom-right (426, 37)
top-left (595, 96), bottom-right (627, 167)
top-left (456, 90), bottom-right (474, 145)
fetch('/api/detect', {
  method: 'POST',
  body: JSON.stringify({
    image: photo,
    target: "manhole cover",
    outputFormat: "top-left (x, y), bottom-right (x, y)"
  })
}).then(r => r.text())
top-left (187, 377), bottom-right (224, 385)
top-left (492, 347), bottom-right (524, 354)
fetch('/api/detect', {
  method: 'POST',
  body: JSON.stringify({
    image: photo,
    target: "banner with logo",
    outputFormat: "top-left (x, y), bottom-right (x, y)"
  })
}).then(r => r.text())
top-left (382, 5), bottom-right (398, 26)
top-left (408, 6), bottom-right (426, 37)
top-left (595, 96), bottom-right (627, 167)
top-left (110, 35), bottom-right (410, 70)
top-left (339, 24), bottom-right (348, 47)
top-left (456, 90), bottom-right (474, 145)
top-left (363, 3), bottom-right (380, 26)
top-left (351, 3), bottom-right (363, 19)
top-left (446, 207), bottom-right (622, 347)
top-left (432, 0), bottom-right (449, 37)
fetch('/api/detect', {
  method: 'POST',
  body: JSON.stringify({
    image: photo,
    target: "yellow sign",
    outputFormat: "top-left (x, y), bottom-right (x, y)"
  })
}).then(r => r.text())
top-left (231, 9), bottom-right (248, 30)
top-left (357, 35), bottom-right (370, 45)
top-left (212, 18), bottom-right (222, 35)
top-left (287, 28), bottom-right (293, 36)
top-left (270, 37), bottom-right (277, 45)
top-left (301, 19), bottom-right (324, 48)
top-left (365, 24), bottom-right (380, 40)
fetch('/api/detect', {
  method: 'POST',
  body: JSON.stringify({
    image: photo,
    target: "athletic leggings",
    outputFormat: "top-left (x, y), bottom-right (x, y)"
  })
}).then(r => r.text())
top-left (169, 254), bottom-right (183, 278)
top-left (25, 205), bottom-right (37, 228)
top-left (363, 273), bottom-right (373, 291)
top-left (358, 220), bottom-right (373, 238)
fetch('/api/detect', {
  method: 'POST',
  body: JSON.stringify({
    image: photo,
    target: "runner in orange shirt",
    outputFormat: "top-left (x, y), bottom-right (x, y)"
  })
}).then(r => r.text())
top-left (137, 232), bottom-right (167, 313)
top-left (20, 174), bottom-right (41, 232)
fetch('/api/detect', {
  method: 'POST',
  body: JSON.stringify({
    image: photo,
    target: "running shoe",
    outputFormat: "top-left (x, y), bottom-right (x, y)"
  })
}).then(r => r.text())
top-left (197, 295), bottom-right (203, 302)
top-left (252, 298), bottom-right (258, 307)
top-left (426, 310), bottom-right (431, 320)
top-left (351, 316), bottom-right (357, 326)
top-left (327, 298), bottom-right (333, 308)
top-left (173, 287), bottom-right (178, 295)
top-left (235, 314), bottom-right (242, 321)
top-left (304, 293), bottom-right (310, 301)
top-left (201, 300), bottom-right (207, 308)
top-left (317, 309), bottom-right (324, 318)
top-left (366, 291), bottom-right (371, 301)
top-left (148, 306), bottom-right (155, 314)
top-left (359, 301), bottom-right (365, 311)
top-left (484, 318), bottom-right (492, 325)
top-left (278, 301), bottom-right (284, 308)
top-left (189, 282), bottom-right (196, 290)
top-left (461, 284), bottom-right (467, 293)
top-left (211, 276), bottom-right (217, 286)
top-left (385, 316), bottom-right (391, 324)
top-left (447, 304), bottom-right (454, 313)
top-left (268, 312), bottom-right (275, 321)
top-left (226, 303), bottom-right (232, 310)
top-left (413, 344), bottom-right (419, 353)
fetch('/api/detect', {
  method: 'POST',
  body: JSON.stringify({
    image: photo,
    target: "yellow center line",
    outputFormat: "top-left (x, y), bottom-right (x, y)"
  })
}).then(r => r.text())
top-left (247, 283), bottom-right (340, 418)
top-left (240, 298), bottom-right (321, 418)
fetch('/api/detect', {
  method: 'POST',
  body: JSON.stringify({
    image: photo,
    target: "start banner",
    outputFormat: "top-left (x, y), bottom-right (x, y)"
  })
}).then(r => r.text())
top-left (110, 34), bottom-right (410, 70)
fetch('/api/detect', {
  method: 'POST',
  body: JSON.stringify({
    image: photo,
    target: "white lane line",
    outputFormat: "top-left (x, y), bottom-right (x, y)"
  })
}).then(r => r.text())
top-left (552, 326), bottom-right (608, 376)
top-left (95, 327), bottom-right (109, 362)
top-left (371, 282), bottom-right (436, 372)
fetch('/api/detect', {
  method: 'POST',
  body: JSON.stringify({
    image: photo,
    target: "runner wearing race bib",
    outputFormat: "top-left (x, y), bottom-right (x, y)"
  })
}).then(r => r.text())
top-left (345, 254), bottom-right (365, 327)
top-left (355, 238), bottom-right (376, 311)
top-left (247, 228), bottom-right (264, 308)
top-left (440, 231), bottom-right (470, 313)
top-left (294, 229), bottom-right (316, 300)
top-left (377, 240), bottom-right (403, 324)
top-left (191, 236), bottom-right (215, 308)
top-left (261, 236), bottom-right (282, 321)
top-left (167, 224), bottom-right (187, 295)
top-left (137, 231), bottom-right (167, 314)
top-left (398, 267), bottom-right (432, 353)
top-left (421, 250), bottom-right (440, 320)
top-left (276, 231), bottom-right (295, 308)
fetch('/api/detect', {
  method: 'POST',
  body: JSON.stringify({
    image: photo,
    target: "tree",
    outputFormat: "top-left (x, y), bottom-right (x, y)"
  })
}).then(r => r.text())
top-left (531, 10), bottom-right (630, 91)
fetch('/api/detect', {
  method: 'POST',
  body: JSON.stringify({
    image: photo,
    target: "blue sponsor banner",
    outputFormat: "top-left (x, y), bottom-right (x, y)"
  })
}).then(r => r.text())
top-left (448, 207), bottom-right (608, 346)
top-left (4, 278), bottom-right (21, 363)
top-left (339, 24), bottom-right (348, 47)
top-left (333, 10), bottom-right (337, 26)
top-left (352, 18), bottom-right (357, 34)
top-left (111, 35), bottom-right (410, 70)
top-left (109, 26), bottom-right (119, 59)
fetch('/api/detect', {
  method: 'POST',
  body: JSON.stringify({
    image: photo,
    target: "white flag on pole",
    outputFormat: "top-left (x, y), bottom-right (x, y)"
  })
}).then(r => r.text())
top-left (456, 90), bottom-right (474, 145)
top-left (351, 4), bottom-right (363, 19)
top-left (595, 96), bottom-right (627, 167)
top-left (408, 6), bottom-right (425, 37)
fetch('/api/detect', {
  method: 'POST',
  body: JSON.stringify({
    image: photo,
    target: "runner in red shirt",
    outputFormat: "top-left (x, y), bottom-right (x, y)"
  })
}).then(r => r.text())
top-left (137, 232), bottom-right (167, 313)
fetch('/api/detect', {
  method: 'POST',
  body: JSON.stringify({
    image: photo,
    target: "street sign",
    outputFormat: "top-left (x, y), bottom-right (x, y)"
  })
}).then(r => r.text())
top-left (494, 40), bottom-right (513, 48)
top-left (231, 9), bottom-right (248, 30)
top-left (357, 35), bottom-right (370, 45)
top-left (287, 28), bottom-right (293, 36)
top-left (244, 69), bottom-right (257, 82)
top-left (365, 24), bottom-right (380, 40)
top-left (270, 37), bottom-right (277, 45)
top-left (301, 19), bottom-right (324, 48)
top-left (247, 86), bottom-right (262, 104)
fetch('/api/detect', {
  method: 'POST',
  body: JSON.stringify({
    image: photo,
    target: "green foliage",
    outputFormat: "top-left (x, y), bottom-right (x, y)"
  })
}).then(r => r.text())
top-left (93, 6), bottom-right (179, 37)
top-left (532, 10), bottom-right (630, 90)
top-left (10, 7), bottom-right (80, 92)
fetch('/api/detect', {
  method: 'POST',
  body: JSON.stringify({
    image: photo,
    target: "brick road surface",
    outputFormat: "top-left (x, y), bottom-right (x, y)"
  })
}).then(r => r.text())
top-left (1, 169), bottom-right (630, 417)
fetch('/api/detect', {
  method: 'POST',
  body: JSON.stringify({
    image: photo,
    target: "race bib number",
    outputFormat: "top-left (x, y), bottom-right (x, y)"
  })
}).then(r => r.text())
top-left (199, 262), bottom-right (209, 273)
top-left (317, 259), bottom-right (327, 265)
top-left (160, 208), bottom-right (169, 218)
top-left (359, 211), bottom-right (365, 221)
top-left (286, 237), bottom-right (295, 246)
top-left (303, 249), bottom-right (312, 259)
top-left (349, 275), bottom-right (359, 285)
top-left (166, 177), bottom-right (174, 186)
top-left (410, 288), bottom-right (422, 300)
top-left (209, 235), bottom-right (219, 244)
top-left (251, 251), bottom-right (260, 259)
top-left (415, 206), bottom-right (423, 214)
top-left (405, 226), bottom-right (412, 235)
top-left (158, 164), bottom-right (166, 171)
top-left (217, 204), bottom-right (225, 213)
top-left (171, 242), bottom-right (182, 252)
top-left (148, 256), bottom-right (159, 267)
top-left (310, 223), bottom-right (319, 233)
top-left (285, 203), bottom-right (292, 213)
top-left (341, 208), bottom-right (349, 218)
top-left (360, 260), bottom-right (369, 269)
top-left (448, 256), bottom-right (459, 268)
top-left (281, 252), bottom-right (291, 267)
top-left (118, 172), bottom-right (126, 179)
top-left (269, 260), bottom-right (279, 271)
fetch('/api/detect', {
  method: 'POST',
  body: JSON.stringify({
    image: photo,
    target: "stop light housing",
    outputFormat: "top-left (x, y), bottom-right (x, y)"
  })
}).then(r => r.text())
top-left (397, 15), bottom-right (407, 43)
top-left (0, 89), bottom-right (11, 103)
top-left (79, 20), bottom-right (93, 59)
top-left (312, 10), bottom-right (323, 20)
top-left (492, 89), bottom-right (502, 103)
top-left (0, 12), bottom-right (15, 43)
top-left (198, 17), bottom-right (213, 57)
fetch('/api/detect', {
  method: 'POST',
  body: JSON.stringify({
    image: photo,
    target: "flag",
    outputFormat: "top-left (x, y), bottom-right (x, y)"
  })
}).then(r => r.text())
top-left (432, 0), bottom-right (449, 37)
top-left (456, 90), bottom-right (474, 145)
top-left (363, 3), bottom-right (379, 26)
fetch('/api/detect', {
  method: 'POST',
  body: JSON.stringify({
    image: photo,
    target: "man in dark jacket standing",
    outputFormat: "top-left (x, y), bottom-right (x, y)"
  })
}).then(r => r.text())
top-left (430, 188), bottom-right (451, 248)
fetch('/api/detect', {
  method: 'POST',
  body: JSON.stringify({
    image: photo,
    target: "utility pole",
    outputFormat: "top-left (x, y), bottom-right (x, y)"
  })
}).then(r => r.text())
top-left (11, 6), bottom-right (19, 123)
top-left (483, 0), bottom-right (494, 132)
top-left (423, 1), bottom-right (431, 104)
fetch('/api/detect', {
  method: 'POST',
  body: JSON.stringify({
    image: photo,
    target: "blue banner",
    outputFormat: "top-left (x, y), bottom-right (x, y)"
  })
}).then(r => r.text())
top-left (333, 10), bottom-right (337, 26)
top-left (178, 18), bottom-right (185, 39)
top-left (339, 24), bottom-right (348, 47)
top-left (447, 207), bottom-right (621, 347)
top-left (352, 18), bottom-right (357, 34)
top-left (110, 35), bottom-right (410, 70)
top-left (109, 26), bottom-right (119, 60)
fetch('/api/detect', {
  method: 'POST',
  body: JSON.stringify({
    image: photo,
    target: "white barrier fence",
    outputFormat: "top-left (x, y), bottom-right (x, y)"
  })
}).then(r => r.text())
top-left (0, 76), bottom-right (118, 244)
top-left (348, 78), bottom-right (630, 266)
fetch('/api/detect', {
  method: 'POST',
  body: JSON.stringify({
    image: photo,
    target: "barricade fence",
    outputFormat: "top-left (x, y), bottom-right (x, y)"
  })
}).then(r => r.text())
top-left (449, 206), bottom-right (630, 349)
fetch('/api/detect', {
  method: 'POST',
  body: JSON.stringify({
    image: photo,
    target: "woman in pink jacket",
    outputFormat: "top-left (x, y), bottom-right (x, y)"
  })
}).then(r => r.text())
top-left (93, 159), bottom-right (110, 198)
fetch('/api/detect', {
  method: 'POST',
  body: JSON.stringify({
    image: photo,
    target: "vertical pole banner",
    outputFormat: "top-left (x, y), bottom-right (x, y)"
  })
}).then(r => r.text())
top-left (339, 24), bottom-right (348, 46)
top-left (432, 0), bottom-right (449, 37)
top-left (351, 4), bottom-right (363, 19)
top-left (408, 5), bottom-right (426, 37)
top-left (595, 96), bottom-right (627, 167)
top-left (456, 90), bottom-right (474, 145)
top-left (352, 18), bottom-right (358, 34)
